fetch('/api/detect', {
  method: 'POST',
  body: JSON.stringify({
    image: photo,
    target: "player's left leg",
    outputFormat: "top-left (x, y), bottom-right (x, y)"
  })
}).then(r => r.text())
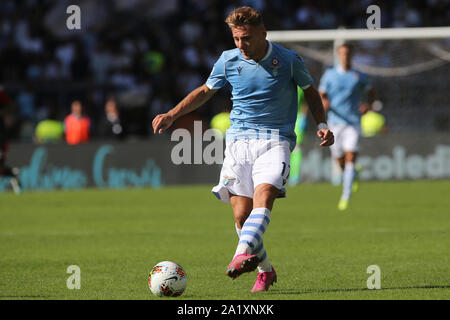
top-left (235, 139), bottom-right (290, 259)
top-left (229, 192), bottom-right (275, 289)
top-left (216, 140), bottom-right (261, 280)
top-left (338, 125), bottom-right (361, 211)
top-left (342, 152), bottom-right (358, 196)
top-left (240, 140), bottom-right (289, 291)
top-left (248, 184), bottom-right (278, 292)
top-left (228, 184), bottom-right (277, 280)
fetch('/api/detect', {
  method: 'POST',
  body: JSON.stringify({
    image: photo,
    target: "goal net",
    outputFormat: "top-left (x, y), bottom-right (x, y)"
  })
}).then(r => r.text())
top-left (267, 27), bottom-right (450, 133)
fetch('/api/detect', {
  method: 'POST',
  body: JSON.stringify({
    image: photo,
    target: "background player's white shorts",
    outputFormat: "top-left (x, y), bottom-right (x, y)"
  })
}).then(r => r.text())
top-left (212, 139), bottom-right (291, 203)
top-left (329, 124), bottom-right (361, 159)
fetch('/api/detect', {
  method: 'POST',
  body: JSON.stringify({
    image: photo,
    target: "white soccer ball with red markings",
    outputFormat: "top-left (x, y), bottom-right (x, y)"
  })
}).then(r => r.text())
top-left (148, 261), bottom-right (187, 297)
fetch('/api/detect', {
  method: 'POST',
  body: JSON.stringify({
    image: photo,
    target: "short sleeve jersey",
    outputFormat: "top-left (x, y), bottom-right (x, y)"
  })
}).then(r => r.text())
top-left (206, 41), bottom-right (313, 150)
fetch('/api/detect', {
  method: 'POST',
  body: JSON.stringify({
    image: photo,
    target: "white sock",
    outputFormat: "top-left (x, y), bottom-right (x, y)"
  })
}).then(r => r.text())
top-left (235, 207), bottom-right (271, 256)
top-left (254, 241), bottom-right (272, 273)
top-left (342, 162), bottom-right (355, 200)
top-left (235, 223), bottom-right (242, 238)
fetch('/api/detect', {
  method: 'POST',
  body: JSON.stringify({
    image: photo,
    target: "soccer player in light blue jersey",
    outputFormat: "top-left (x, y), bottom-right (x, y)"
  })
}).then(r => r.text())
top-left (319, 44), bottom-right (376, 211)
top-left (153, 6), bottom-right (334, 292)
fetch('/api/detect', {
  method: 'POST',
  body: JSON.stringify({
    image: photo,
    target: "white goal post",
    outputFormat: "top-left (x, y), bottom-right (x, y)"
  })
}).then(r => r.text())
top-left (266, 27), bottom-right (450, 75)
top-left (265, 26), bottom-right (450, 132)
top-left (267, 27), bottom-right (450, 42)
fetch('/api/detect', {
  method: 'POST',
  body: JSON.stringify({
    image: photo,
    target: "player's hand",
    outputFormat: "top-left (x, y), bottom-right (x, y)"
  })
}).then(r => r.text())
top-left (359, 103), bottom-right (370, 115)
top-left (152, 113), bottom-right (174, 134)
top-left (317, 129), bottom-right (334, 147)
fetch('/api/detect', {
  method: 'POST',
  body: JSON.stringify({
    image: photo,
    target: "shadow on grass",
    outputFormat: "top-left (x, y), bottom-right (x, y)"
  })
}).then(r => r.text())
top-left (267, 285), bottom-right (450, 295)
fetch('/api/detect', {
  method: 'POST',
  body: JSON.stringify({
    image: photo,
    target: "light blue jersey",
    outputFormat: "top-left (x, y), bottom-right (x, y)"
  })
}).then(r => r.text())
top-left (206, 41), bottom-right (313, 150)
top-left (319, 66), bottom-right (371, 125)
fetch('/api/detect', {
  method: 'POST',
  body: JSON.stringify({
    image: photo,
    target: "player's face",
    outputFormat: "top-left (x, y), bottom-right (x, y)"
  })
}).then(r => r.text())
top-left (231, 24), bottom-right (267, 61)
top-left (338, 46), bottom-right (352, 69)
top-left (71, 101), bottom-right (82, 116)
top-left (105, 100), bottom-right (117, 115)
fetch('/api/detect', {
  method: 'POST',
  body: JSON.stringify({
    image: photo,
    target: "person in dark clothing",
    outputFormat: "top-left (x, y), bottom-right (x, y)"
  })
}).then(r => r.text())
top-left (97, 98), bottom-right (125, 140)
top-left (0, 87), bottom-right (21, 194)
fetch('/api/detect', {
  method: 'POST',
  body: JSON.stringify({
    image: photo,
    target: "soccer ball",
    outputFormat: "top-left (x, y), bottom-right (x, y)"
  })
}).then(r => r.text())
top-left (148, 261), bottom-right (187, 297)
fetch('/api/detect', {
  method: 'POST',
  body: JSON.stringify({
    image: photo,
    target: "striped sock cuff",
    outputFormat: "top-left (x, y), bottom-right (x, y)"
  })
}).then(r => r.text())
top-left (236, 207), bottom-right (271, 254)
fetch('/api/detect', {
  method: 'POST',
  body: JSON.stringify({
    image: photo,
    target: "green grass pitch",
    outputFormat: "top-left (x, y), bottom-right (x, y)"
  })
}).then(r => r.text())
top-left (0, 180), bottom-right (449, 300)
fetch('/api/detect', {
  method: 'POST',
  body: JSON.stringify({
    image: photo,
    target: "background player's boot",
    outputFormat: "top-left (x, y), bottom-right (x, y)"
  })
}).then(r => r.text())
top-left (10, 177), bottom-right (21, 195)
top-left (352, 165), bottom-right (362, 193)
top-left (226, 253), bottom-right (259, 280)
top-left (251, 267), bottom-right (277, 292)
top-left (10, 167), bottom-right (21, 195)
top-left (338, 198), bottom-right (349, 211)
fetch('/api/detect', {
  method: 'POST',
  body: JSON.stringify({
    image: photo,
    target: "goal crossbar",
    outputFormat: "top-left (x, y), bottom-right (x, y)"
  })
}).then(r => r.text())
top-left (267, 27), bottom-right (450, 42)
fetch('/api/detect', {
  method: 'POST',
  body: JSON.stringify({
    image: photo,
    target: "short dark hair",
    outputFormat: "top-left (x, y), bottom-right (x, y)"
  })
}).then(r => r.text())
top-left (338, 43), bottom-right (354, 52)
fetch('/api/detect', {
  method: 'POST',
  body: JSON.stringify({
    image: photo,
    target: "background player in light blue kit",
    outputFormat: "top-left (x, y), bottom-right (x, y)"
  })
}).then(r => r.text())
top-left (153, 6), bottom-right (334, 292)
top-left (319, 44), bottom-right (376, 211)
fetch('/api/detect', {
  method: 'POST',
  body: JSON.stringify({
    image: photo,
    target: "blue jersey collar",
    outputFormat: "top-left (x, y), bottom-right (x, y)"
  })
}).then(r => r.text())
top-left (259, 40), bottom-right (273, 62)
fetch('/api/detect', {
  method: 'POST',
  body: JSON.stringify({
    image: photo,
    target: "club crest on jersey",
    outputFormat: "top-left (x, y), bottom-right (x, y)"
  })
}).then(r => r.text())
top-left (270, 58), bottom-right (281, 76)
top-left (237, 66), bottom-right (243, 75)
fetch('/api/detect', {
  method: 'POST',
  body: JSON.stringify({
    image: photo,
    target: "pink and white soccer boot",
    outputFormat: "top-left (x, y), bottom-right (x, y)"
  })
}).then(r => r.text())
top-left (226, 253), bottom-right (259, 280)
top-left (250, 267), bottom-right (277, 292)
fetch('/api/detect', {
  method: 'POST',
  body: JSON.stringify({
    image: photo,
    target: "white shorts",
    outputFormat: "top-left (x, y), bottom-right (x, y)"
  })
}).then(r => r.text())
top-left (212, 139), bottom-right (291, 203)
top-left (329, 124), bottom-right (361, 159)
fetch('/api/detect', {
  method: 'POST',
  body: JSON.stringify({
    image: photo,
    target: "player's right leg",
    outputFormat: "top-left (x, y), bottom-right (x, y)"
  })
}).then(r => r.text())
top-left (245, 184), bottom-right (279, 292)
top-left (237, 139), bottom-right (290, 261)
top-left (241, 140), bottom-right (289, 291)
top-left (338, 125), bottom-right (361, 210)
top-left (211, 140), bottom-right (260, 279)
top-left (230, 193), bottom-right (276, 291)
top-left (338, 152), bottom-right (357, 211)
top-left (227, 195), bottom-right (260, 279)
top-left (329, 125), bottom-right (344, 185)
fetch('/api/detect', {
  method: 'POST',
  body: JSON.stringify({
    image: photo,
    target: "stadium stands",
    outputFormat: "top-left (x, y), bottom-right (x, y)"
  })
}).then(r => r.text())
top-left (0, 0), bottom-right (448, 141)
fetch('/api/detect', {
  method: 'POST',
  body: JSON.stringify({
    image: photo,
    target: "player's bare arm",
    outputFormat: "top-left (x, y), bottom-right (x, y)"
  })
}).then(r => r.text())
top-left (152, 84), bottom-right (217, 134)
top-left (303, 86), bottom-right (334, 147)
top-left (359, 88), bottom-right (377, 114)
top-left (318, 90), bottom-right (330, 111)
